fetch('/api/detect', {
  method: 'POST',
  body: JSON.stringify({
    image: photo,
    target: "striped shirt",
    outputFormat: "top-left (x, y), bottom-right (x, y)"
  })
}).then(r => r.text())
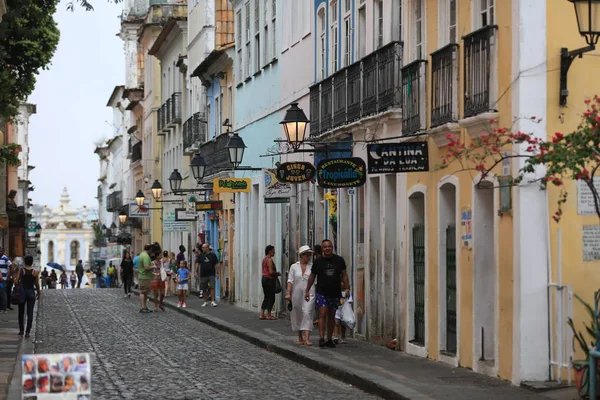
top-left (0, 255), bottom-right (12, 281)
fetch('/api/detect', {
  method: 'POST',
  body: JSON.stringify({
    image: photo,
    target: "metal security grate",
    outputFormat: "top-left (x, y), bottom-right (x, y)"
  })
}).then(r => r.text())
top-left (446, 225), bottom-right (457, 354)
top-left (413, 224), bottom-right (425, 345)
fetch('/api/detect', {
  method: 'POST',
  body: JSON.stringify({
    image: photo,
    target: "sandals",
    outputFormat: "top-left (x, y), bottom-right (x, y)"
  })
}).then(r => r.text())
top-left (259, 315), bottom-right (267, 320)
top-left (266, 315), bottom-right (277, 320)
top-left (159, 305), bottom-right (165, 312)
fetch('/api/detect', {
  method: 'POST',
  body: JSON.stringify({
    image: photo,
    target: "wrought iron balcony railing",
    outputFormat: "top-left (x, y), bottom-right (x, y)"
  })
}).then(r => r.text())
top-left (309, 41), bottom-right (403, 137)
top-left (463, 25), bottom-right (497, 118)
top-left (401, 59), bottom-right (428, 135)
top-left (158, 92), bottom-right (183, 133)
top-left (170, 92), bottom-right (182, 124)
top-left (431, 43), bottom-right (459, 127)
top-left (131, 141), bottom-right (142, 163)
top-left (183, 112), bottom-right (208, 155)
top-left (106, 191), bottom-right (123, 212)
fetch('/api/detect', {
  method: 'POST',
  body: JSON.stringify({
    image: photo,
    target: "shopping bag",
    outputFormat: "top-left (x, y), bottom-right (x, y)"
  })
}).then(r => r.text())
top-left (160, 267), bottom-right (167, 282)
top-left (340, 300), bottom-right (356, 330)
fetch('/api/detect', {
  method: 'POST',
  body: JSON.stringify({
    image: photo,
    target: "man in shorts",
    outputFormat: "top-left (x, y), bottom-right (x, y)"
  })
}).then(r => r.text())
top-left (305, 239), bottom-right (350, 348)
top-left (195, 243), bottom-right (218, 307)
top-left (137, 244), bottom-right (153, 313)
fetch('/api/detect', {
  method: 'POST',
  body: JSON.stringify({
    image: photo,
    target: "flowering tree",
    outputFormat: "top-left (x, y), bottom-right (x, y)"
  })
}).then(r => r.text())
top-left (438, 98), bottom-right (600, 222)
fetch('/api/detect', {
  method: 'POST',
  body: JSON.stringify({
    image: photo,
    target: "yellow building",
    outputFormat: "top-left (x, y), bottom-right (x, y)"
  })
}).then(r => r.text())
top-left (384, 0), bottom-right (600, 385)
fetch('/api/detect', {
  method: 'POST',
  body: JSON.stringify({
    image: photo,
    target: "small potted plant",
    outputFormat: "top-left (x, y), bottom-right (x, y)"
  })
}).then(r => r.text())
top-left (569, 293), bottom-right (600, 398)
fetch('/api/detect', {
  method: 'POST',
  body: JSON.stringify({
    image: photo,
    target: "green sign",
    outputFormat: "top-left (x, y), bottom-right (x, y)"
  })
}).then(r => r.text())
top-left (27, 221), bottom-right (37, 233)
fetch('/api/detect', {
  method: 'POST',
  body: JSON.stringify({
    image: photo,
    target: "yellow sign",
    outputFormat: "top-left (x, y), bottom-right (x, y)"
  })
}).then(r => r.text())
top-left (213, 178), bottom-right (252, 193)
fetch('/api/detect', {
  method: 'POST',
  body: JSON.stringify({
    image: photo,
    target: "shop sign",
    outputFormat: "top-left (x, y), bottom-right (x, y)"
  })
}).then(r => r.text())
top-left (175, 208), bottom-right (197, 221)
top-left (367, 142), bottom-right (429, 173)
top-left (213, 178), bottom-right (252, 193)
top-left (196, 200), bottom-right (223, 211)
top-left (316, 157), bottom-right (366, 188)
top-left (461, 207), bottom-right (473, 249)
top-left (264, 169), bottom-right (291, 203)
top-left (129, 201), bottom-right (150, 217)
top-left (276, 162), bottom-right (316, 184)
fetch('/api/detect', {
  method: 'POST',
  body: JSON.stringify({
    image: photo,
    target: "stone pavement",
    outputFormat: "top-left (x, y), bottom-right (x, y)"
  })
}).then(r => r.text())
top-left (143, 290), bottom-right (579, 400)
top-left (34, 289), bottom-right (378, 399)
top-left (0, 304), bottom-right (35, 400)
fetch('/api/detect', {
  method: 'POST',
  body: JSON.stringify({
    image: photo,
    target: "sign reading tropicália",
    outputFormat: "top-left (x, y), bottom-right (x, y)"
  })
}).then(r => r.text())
top-left (367, 142), bottom-right (429, 173)
top-left (276, 162), bottom-right (316, 184)
top-left (212, 177), bottom-right (252, 193)
top-left (317, 157), bottom-right (366, 188)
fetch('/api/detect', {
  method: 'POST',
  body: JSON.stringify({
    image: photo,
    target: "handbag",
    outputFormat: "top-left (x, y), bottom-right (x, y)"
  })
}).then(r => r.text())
top-left (11, 272), bottom-right (25, 305)
top-left (275, 277), bottom-right (282, 294)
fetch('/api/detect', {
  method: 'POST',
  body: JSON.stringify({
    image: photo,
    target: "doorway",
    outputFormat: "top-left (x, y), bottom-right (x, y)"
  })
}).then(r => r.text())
top-left (438, 182), bottom-right (457, 357)
top-left (408, 190), bottom-right (426, 351)
top-left (473, 180), bottom-right (496, 367)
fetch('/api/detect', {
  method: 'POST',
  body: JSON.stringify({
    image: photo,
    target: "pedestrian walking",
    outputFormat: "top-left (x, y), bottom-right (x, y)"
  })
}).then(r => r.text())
top-left (132, 252), bottom-right (140, 289)
top-left (48, 270), bottom-right (57, 289)
top-left (151, 243), bottom-right (166, 312)
top-left (121, 250), bottom-right (134, 298)
top-left (176, 245), bottom-right (186, 264)
top-left (75, 260), bottom-right (84, 288)
top-left (15, 256), bottom-right (40, 338)
top-left (169, 251), bottom-right (178, 295)
top-left (137, 244), bottom-right (153, 313)
top-left (162, 251), bottom-right (172, 297)
top-left (176, 260), bottom-right (189, 308)
top-left (305, 239), bottom-right (350, 348)
top-left (259, 245), bottom-right (280, 320)
top-left (0, 248), bottom-right (12, 312)
top-left (285, 245), bottom-right (315, 345)
top-left (59, 271), bottom-right (68, 289)
top-left (41, 267), bottom-right (49, 290)
top-left (69, 272), bottom-right (76, 289)
top-left (196, 243), bottom-right (218, 307)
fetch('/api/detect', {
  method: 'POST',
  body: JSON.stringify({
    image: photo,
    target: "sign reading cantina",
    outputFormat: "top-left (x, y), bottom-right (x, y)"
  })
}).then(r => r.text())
top-left (367, 142), bottom-right (429, 173)
top-left (317, 157), bottom-right (366, 188)
top-left (276, 162), bottom-right (316, 184)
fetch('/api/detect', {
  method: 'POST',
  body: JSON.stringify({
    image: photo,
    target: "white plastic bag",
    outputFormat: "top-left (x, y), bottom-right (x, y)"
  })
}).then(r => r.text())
top-left (160, 267), bottom-right (167, 282)
top-left (340, 300), bottom-right (356, 330)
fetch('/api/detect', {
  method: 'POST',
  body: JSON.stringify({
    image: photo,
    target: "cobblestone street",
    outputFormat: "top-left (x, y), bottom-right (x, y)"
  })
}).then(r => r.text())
top-left (34, 289), bottom-right (376, 400)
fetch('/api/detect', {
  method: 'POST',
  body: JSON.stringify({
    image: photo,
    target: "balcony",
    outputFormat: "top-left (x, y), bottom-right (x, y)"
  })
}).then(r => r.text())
top-left (309, 41), bottom-right (403, 137)
top-left (401, 59), bottom-right (428, 135)
top-left (159, 92), bottom-right (182, 134)
top-left (431, 44), bottom-right (459, 127)
top-left (106, 191), bottom-right (123, 212)
top-left (97, 185), bottom-right (102, 200)
top-left (463, 25), bottom-right (497, 118)
top-left (183, 112), bottom-right (208, 155)
top-left (131, 141), bottom-right (142, 163)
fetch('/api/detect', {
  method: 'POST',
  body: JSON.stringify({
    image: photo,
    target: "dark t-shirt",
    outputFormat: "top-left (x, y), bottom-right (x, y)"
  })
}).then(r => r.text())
top-left (311, 254), bottom-right (347, 297)
top-left (121, 259), bottom-right (134, 275)
top-left (199, 252), bottom-right (218, 277)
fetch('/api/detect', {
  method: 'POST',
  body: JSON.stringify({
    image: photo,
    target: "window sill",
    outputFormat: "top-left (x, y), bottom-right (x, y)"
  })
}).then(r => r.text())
top-left (253, 70), bottom-right (262, 77)
top-left (302, 32), bottom-right (311, 41)
top-left (244, 76), bottom-right (252, 83)
top-left (271, 57), bottom-right (278, 65)
top-left (236, 82), bottom-right (244, 89)
top-left (291, 40), bottom-right (300, 48)
top-left (281, 47), bottom-right (289, 54)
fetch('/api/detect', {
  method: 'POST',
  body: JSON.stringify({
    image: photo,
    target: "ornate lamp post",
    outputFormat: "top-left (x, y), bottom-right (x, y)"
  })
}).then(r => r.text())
top-left (280, 102), bottom-right (309, 151)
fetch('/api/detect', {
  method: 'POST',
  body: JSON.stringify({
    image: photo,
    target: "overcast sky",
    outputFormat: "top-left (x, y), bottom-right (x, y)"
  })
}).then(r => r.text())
top-left (28, 0), bottom-right (124, 210)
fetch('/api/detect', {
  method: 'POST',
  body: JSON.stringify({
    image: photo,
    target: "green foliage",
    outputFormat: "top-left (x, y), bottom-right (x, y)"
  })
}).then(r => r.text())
top-left (329, 213), bottom-right (337, 226)
top-left (0, 143), bottom-right (21, 167)
top-left (66, 0), bottom-right (122, 12)
top-left (568, 293), bottom-right (600, 360)
top-left (0, 0), bottom-right (60, 120)
top-left (438, 98), bottom-right (600, 222)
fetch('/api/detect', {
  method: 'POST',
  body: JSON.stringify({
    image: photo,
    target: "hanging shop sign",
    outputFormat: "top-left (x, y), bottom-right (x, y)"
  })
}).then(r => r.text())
top-left (129, 201), bottom-right (150, 217)
top-left (196, 200), bottom-right (224, 211)
top-left (213, 178), bottom-right (252, 193)
top-left (316, 157), bottom-right (366, 188)
top-left (460, 207), bottom-right (473, 249)
top-left (264, 169), bottom-right (292, 203)
top-left (367, 142), bottom-right (429, 174)
top-left (175, 208), bottom-right (197, 221)
top-left (276, 162), bottom-right (316, 184)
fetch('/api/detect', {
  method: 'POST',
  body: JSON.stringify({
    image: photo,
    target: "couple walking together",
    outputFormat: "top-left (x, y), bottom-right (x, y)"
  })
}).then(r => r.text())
top-left (264, 239), bottom-right (349, 348)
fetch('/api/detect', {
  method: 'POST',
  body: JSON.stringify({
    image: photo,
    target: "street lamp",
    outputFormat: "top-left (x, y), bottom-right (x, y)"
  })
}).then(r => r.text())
top-left (169, 169), bottom-right (183, 193)
top-left (190, 153), bottom-right (207, 182)
top-left (560, 0), bottom-right (600, 106)
top-left (280, 102), bottom-right (309, 151)
top-left (101, 224), bottom-right (107, 236)
top-left (570, 0), bottom-right (600, 45)
top-left (151, 180), bottom-right (163, 200)
top-left (119, 210), bottom-right (127, 224)
top-left (135, 190), bottom-right (145, 206)
top-left (225, 132), bottom-right (247, 168)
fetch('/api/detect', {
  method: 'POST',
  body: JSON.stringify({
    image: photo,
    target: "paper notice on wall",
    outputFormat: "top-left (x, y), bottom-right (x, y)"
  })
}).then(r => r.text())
top-left (22, 353), bottom-right (91, 399)
top-left (578, 179), bottom-right (600, 216)
top-left (583, 225), bottom-right (600, 261)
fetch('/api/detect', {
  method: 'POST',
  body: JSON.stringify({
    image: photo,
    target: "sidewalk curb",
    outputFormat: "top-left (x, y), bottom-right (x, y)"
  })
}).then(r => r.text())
top-left (133, 291), bottom-right (416, 400)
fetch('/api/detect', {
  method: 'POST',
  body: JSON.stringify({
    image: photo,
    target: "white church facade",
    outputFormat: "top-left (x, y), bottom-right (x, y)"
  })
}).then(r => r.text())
top-left (39, 188), bottom-right (94, 271)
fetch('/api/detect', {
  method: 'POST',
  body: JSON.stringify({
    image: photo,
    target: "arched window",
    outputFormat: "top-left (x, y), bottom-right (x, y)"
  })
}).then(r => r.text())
top-left (70, 241), bottom-right (80, 265)
top-left (48, 241), bottom-right (54, 263)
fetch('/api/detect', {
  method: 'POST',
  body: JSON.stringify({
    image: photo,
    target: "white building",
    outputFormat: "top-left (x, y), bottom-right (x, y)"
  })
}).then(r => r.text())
top-left (40, 188), bottom-right (94, 270)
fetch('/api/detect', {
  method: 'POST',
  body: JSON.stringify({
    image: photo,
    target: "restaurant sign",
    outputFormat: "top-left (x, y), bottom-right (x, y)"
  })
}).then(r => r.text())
top-left (196, 200), bottom-right (224, 211)
top-left (367, 142), bottom-right (429, 173)
top-left (317, 157), bottom-right (366, 188)
top-left (276, 162), bottom-right (316, 184)
top-left (213, 177), bottom-right (252, 193)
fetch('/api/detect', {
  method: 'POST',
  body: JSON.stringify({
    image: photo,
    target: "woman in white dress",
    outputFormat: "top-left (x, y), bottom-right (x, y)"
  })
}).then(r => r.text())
top-left (285, 245), bottom-right (315, 345)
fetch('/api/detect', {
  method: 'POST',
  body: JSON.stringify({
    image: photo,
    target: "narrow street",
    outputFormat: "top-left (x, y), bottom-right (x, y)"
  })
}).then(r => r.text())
top-left (32, 289), bottom-right (376, 400)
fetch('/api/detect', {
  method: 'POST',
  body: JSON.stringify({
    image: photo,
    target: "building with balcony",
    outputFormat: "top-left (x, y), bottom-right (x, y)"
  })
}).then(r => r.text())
top-left (149, 14), bottom-right (188, 253)
top-left (188, 0), bottom-right (236, 301)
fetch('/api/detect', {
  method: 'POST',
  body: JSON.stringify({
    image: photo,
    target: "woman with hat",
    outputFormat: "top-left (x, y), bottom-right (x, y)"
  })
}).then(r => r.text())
top-left (285, 245), bottom-right (315, 345)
